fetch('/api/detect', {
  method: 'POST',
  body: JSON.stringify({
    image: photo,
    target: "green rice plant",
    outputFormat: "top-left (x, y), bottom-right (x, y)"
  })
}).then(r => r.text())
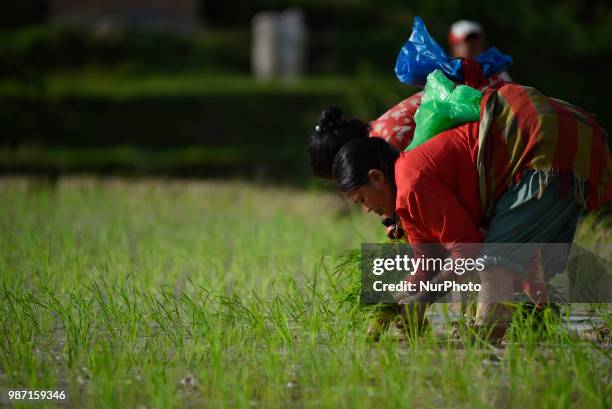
top-left (0, 177), bottom-right (610, 409)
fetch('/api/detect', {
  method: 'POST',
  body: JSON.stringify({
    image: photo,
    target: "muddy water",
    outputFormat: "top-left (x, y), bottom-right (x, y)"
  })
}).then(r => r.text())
top-left (423, 304), bottom-right (610, 346)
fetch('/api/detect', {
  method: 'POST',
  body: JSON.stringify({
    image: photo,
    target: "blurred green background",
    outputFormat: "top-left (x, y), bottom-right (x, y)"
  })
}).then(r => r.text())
top-left (1, 0), bottom-right (610, 183)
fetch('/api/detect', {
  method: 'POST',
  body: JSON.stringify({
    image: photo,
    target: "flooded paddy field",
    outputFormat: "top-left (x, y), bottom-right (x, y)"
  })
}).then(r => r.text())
top-left (1, 178), bottom-right (610, 409)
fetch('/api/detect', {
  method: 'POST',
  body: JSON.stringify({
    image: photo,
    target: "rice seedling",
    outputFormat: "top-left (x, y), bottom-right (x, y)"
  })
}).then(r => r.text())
top-left (0, 177), bottom-right (609, 409)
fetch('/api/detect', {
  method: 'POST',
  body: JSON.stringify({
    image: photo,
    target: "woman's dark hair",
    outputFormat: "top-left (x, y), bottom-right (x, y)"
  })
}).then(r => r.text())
top-left (332, 137), bottom-right (399, 192)
top-left (308, 107), bottom-right (369, 178)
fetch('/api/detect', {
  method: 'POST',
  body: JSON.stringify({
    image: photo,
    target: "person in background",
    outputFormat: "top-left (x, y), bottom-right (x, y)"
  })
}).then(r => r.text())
top-left (309, 96), bottom-right (420, 181)
top-left (448, 19), bottom-right (512, 82)
top-left (309, 95), bottom-right (422, 240)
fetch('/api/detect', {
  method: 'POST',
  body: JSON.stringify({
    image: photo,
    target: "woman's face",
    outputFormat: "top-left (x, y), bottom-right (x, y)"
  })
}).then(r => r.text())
top-left (343, 169), bottom-right (396, 219)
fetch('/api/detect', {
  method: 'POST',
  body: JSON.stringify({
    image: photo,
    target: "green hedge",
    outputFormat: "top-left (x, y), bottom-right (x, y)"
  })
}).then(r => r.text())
top-left (0, 25), bottom-right (250, 79)
top-left (0, 75), bottom-right (415, 181)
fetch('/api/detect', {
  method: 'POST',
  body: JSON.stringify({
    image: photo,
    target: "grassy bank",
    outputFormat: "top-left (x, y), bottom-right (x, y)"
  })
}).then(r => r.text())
top-left (0, 177), bottom-right (610, 408)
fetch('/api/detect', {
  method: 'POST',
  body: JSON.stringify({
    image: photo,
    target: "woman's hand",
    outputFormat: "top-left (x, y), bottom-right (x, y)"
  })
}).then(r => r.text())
top-left (382, 215), bottom-right (405, 239)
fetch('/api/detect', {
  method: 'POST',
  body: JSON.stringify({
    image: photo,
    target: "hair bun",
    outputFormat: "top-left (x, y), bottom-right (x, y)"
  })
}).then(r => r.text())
top-left (316, 107), bottom-right (344, 132)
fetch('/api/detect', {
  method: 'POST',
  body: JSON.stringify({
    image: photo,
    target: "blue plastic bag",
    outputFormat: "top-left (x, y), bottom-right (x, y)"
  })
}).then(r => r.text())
top-left (394, 16), bottom-right (513, 87)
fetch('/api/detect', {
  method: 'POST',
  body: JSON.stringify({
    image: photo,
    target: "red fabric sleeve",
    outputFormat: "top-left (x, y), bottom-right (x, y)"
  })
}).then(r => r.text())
top-left (398, 174), bottom-right (484, 259)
